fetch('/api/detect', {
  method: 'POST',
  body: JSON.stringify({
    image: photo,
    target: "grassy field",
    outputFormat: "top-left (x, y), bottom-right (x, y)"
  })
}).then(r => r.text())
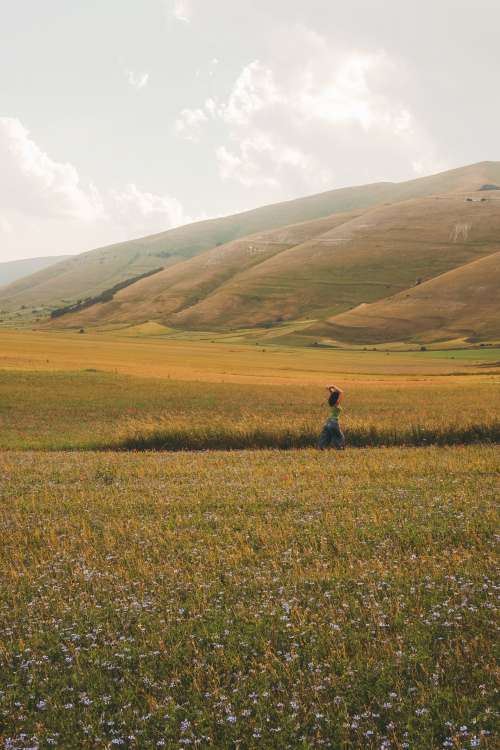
top-left (0, 331), bottom-right (498, 748)
top-left (1, 330), bottom-right (500, 382)
top-left (1, 369), bottom-right (499, 451)
top-left (1, 447), bottom-right (498, 749)
top-left (0, 331), bottom-right (498, 450)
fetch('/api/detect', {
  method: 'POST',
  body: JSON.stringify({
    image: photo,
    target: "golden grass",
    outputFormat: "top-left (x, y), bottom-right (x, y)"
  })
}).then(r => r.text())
top-left (1, 369), bottom-right (499, 450)
top-left (1, 330), bottom-right (498, 747)
top-left (1, 330), bottom-right (498, 384)
top-left (0, 446), bottom-right (498, 749)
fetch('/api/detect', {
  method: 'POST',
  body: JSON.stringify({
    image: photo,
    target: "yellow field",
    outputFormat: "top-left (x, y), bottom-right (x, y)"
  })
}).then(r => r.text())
top-left (0, 329), bottom-right (498, 749)
top-left (1, 329), bottom-right (499, 384)
top-left (0, 330), bottom-right (499, 451)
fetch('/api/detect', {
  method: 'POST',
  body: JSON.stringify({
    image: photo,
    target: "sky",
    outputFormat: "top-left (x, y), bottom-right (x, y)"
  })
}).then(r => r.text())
top-left (1, 0), bottom-right (499, 262)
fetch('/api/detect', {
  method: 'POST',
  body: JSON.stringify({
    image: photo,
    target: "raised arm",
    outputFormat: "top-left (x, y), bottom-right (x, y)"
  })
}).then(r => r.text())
top-left (327, 384), bottom-right (344, 403)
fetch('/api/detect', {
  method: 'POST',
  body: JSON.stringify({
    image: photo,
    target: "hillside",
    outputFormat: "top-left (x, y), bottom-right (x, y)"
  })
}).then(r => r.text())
top-left (2, 160), bottom-right (500, 315)
top-left (0, 255), bottom-right (69, 287)
top-left (47, 212), bottom-right (363, 327)
top-left (312, 250), bottom-right (500, 344)
top-left (171, 191), bottom-right (500, 330)
top-left (55, 186), bottom-right (500, 343)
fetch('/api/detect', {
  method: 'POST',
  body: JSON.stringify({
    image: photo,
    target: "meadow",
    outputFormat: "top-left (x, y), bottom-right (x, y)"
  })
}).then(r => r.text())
top-left (0, 331), bottom-right (498, 749)
top-left (1, 447), bottom-right (498, 749)
top-left (0, 370), bottom-right (499, 451)
top-left (0, 330), bottom-right (499, 451)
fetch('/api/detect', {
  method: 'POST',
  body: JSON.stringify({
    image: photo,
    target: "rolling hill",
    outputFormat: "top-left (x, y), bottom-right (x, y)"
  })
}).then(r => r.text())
top-left (313, 250), bottom-right (500, 343)
top-left (170, 191), bottom-right (500, 331)
top-left (50, 212), bottom-right (364, 328)
top-left (52, 184), bottom-right (500, 344)
top-left (2, 161), bottom-right (499, 316)
top-left (0, 255), bottom-right (69, 287)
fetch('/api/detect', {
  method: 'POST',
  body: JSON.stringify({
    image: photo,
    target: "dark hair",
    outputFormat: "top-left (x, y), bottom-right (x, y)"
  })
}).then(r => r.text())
top-left (328, 391), bottom-right (340, 406)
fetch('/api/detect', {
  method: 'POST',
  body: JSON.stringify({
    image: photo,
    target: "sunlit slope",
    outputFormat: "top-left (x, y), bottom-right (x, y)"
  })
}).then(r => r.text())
top-left (51, 213), bottom-right (362, 327)
top-left (171, 191), bottom-right (500, 329)
top-left (0, 186), bottom-right (391, 311)
top-left (0, 242), bottom-right (174, 312)
top-left (314, 250), bottom-right (500, 343)
top-left (3, 161), bottom-right (499, 312)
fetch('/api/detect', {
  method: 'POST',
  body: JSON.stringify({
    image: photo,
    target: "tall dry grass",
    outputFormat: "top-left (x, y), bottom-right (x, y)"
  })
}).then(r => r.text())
top-left (115, 413), bottom-right (500, 450)
top-left (1, 369), bottom-right (499, 450)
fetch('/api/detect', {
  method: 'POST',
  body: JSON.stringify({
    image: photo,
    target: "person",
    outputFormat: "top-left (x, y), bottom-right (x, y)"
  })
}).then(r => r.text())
top-left (318, 383), bottom-right (346, 450)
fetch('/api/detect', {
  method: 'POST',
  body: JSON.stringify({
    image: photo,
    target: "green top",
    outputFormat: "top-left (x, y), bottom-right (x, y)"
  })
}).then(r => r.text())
top-left (330, 405), bottom-right (342, 420)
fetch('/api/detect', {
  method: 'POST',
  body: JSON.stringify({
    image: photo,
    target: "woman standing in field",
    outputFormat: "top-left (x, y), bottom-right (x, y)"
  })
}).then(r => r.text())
top-left (318, 384), bottom-right (346, 450)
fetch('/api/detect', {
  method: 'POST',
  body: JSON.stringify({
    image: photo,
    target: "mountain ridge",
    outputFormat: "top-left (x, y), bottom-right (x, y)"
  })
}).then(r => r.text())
top-left (2, 161), bottom-right (500, 343)
top-left (2, 160), bottom-right (499, 314)
top-left (54, 185), bottom-right (500, 343)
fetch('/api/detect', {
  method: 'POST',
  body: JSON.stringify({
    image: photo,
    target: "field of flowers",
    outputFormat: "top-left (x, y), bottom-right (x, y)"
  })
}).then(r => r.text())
top-left (1, 334), bottom-right (498, 748)
top-left (1, 446), bottom-right (498, 749)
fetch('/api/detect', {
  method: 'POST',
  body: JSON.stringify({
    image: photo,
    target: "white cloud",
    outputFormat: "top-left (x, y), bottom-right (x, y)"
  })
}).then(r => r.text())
top-left (0, 118), bottom-right (189, 261)
top-left (0, 117), bottom-right (103, 221)
top-left (204, 98), bottom-right (219, 117)
top-left (126, 70), bottom-right (150, 90)
top-left (171, 0), bottom-right (191, 23)
top-left (175, 28), bottom-right (441, 195)
top-left (222, 61), bottom-right (280, 126)
top-left (175, 107), bottom-right (208, 142)
top-left (216, 137), bottom-right (327, 190)
top-left (110, 183), bottom-right (187, 234)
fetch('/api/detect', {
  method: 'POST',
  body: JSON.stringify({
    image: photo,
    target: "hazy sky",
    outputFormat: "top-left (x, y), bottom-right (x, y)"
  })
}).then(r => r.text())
top-left (1, 0), bottom-right (499, 261)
